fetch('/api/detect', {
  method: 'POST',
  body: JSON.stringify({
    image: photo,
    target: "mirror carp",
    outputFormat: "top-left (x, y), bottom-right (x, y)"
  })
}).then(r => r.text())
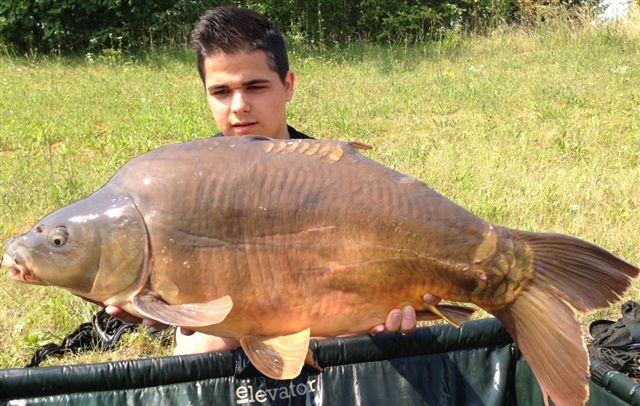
top-left (3, 136), bottom-right (638, 406)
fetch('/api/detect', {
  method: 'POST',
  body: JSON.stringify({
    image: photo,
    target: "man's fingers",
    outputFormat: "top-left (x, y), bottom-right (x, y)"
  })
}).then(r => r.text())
top-left (423, 293), bottom-right (442, 305)
top-left (174, 331), bottom-right (241, 354)
top-left (384, 308), bottom-right (403, 331)
top-left (178, 327), bottom-right (196, 336)
top-left (370, 296), bottom-right (442, 335)
top-left (400, 305), bottom-right (417, 333)
top-left (368, 324), bottom-right (385, 335)
top-left (105, 306), bottom-right (142, 324)
top-left (105, 305), bottom-right (170, 329)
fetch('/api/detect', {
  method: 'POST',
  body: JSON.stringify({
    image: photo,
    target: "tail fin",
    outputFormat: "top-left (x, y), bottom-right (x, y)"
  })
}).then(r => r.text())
top-left (489, 230), bottom-right (638, 406)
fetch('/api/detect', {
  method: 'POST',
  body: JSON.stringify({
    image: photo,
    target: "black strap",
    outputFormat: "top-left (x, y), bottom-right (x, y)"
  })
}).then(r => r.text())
top-left (627, 324), bottom-right (640, 342)
top-left (26, 309), bottom-right (137, 368)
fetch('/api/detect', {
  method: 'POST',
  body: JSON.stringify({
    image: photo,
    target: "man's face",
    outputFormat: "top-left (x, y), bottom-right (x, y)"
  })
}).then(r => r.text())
top-left (203, 50), bottom-right (295, 139)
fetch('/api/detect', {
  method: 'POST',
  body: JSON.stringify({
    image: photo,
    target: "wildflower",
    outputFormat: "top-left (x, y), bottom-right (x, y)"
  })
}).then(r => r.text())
top-left (610, 65), bottom-right (629, 74)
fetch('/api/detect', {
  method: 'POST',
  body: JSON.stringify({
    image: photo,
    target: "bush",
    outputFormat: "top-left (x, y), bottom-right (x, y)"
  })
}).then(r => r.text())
top-left (0, 0), bottom-right (224, 53)
top-left (0, 0), bottom-right (597, 54)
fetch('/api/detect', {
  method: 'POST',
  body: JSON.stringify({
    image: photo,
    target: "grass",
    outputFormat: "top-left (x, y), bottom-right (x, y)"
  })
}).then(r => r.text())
top-left (1, 12), bottom-right (639, 369)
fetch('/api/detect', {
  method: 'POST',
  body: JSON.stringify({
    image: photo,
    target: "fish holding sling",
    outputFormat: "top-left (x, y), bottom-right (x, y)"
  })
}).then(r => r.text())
top-left (3, 136), bottom-right (638, 406)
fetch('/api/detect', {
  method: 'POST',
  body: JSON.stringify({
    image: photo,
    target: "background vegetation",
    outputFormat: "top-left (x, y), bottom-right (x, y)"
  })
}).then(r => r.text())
top-left (0, 0), bottom-right (596, 53)
top-left (0, 4), bottom-right (639, 369)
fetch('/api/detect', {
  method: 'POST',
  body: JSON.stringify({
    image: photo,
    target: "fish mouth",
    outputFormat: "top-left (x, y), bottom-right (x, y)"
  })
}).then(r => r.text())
top-left (2, 253), bottom-right (40, 284)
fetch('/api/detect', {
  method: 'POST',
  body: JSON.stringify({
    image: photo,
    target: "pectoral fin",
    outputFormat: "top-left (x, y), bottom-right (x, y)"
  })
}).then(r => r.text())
top-left (239, 328), bottom-right (311, 380)
top-left (131, 290), bottom-right (233, 327)
top-left (416, 304), bottom-right (475, 328)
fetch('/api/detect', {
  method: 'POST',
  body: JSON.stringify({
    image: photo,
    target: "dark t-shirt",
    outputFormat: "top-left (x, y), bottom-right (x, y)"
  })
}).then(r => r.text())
top-left (213, 125), bottom-right (313, 140)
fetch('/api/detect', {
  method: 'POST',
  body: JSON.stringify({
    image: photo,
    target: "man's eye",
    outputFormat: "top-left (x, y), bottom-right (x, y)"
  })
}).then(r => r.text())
top-left (211, 89), bottom-right (229, 97)
top-left (247, 85), bottom-right (267, 91)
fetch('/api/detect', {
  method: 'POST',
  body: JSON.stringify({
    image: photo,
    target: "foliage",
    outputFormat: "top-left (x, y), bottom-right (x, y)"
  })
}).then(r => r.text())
top-left (0, 0), bottom-right (222, 53)
top-left (0, 0), bottom-right (566, 53)
top-left (515, 0), bottom-right (600, 25)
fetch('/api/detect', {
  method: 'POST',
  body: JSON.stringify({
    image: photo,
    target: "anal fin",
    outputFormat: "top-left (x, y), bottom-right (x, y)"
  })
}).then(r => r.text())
top-left (417, 304), bottom-right (475, 328)
top-left (131, 290), bottom-right (233, 327)
top-left (240, 328), bottom-right (311, 380)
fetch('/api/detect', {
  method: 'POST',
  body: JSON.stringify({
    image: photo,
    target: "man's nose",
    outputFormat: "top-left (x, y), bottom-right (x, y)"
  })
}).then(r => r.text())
top-left (230, 91), bottom-right (250, 113)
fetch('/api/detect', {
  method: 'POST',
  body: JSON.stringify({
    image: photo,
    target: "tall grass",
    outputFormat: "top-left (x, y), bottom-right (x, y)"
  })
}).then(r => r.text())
top-left (1, 12), bottom-right (639, 368)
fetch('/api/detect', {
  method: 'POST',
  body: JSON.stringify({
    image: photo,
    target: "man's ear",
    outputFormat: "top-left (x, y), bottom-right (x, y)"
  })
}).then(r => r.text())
top-left (284, 70), bottom-right (295, 101)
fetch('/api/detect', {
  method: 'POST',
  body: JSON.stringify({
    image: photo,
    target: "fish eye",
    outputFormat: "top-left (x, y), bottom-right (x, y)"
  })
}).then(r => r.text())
top-left (48, 227), bottom-right (69, 247)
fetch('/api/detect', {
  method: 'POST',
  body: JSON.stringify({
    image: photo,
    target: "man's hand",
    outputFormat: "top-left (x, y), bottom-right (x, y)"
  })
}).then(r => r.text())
top-left (368, 294), bottom-right (442, 335)
top-left (99, 305), bottom-right (239, 352)
top-left (105, 306), bottom-right (168, 328)
top-left (174, 328), bottom-right (241, 353)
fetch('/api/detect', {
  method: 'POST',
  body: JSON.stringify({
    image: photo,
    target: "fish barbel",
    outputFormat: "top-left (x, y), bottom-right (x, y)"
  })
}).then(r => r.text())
top-left (2, 136), bottom-right (638, 406)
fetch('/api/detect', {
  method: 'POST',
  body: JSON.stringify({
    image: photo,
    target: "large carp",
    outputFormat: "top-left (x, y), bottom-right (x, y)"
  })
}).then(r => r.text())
top-left (2, 136), bottom-right (638, 405)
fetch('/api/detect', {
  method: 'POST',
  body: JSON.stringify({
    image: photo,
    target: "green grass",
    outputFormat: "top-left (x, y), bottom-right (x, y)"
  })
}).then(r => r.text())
top-left (1, 14), bottom-right (639, 368)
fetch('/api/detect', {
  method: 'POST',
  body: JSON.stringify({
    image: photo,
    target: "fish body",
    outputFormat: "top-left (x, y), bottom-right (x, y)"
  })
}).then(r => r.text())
top-left (3, 136), bottom-right (638, 406)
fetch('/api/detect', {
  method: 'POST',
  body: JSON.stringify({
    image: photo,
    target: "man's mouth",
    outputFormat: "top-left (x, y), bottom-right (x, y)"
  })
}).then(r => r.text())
top-left (232, 122), bottom-right (258, 134)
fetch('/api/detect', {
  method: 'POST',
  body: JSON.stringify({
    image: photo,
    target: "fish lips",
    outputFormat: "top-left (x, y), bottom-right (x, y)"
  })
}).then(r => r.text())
top-left (2, 251), bottom-right (42, 285)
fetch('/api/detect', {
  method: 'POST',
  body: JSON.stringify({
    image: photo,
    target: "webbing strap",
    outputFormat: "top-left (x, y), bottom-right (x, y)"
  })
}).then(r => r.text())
top-left (26, 309), bottom-right (136, 367)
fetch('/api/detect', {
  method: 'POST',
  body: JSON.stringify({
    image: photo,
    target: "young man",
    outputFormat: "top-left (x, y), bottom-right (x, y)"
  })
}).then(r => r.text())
top-left (108, 6), bottom-right (438, 354)
top-left (195, 11), bottom-right (303, 140)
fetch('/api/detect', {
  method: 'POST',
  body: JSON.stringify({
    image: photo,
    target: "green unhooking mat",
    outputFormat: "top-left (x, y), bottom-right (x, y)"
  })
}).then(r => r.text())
top-left (1, 318), bottom-right (639, 405)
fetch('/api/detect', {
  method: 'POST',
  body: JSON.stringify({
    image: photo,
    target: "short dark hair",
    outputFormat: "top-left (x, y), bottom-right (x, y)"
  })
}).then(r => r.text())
top-left (192, 6), bottom-right (290, 85)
